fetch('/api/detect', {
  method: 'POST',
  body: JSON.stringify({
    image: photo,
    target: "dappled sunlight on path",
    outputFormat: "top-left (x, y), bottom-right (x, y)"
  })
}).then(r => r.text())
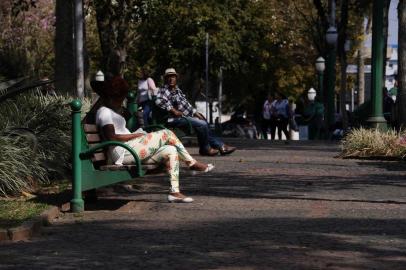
top-left (1, 140), bottom-right (406, 269)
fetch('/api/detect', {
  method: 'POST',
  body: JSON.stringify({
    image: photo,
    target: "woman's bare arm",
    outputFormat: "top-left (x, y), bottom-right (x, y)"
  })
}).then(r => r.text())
top-left (101, 124), bottom-right (144, 142)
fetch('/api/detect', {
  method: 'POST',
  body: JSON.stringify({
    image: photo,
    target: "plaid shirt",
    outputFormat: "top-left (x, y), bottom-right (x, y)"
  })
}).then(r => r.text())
top-left (155, 85), bottom-right (196, 117)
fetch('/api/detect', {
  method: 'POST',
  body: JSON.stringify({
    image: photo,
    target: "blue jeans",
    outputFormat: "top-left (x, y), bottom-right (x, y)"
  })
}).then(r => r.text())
top-left (170, 117), bottom-right (224, 152)
top-left (140, 101), bottom-right (152, 126)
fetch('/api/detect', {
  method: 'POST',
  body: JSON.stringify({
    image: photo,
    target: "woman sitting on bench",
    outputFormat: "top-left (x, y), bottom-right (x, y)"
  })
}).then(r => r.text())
top-left (94, 76), bottom-right (214, 203)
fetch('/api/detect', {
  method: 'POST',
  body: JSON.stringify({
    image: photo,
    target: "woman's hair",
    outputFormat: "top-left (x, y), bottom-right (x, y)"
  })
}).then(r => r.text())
top-left (141, 66), bottom-right (151, 78)
top-left (101, 76), bottom-right (130, 99)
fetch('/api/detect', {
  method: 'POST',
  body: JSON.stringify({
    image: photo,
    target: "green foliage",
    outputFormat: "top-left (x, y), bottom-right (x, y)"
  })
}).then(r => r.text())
top-left (341, 128), bottom-right (406, 159)
top-left (128, 0), bottom-right (320, 110)
top-left (0, 92), bottom-right (91, 196)
top-left (11, 0), bottom-right (38, 16)
top-left (0, 136), bottom-right (48, 196)
top-left (1, 0), bottom-right (373, 114)
top-left (0, 0), bottom-right (54, 78)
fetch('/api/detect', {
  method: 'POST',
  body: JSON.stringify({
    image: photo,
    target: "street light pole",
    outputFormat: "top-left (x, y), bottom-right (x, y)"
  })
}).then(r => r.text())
top-left (326, 26), bottom-right (338, 130)
top-left (218, 67), bottom-right (223, 125)
top-left (318, 71), bottom-right (324, 102)
top-left (74, 0), bottom-right (84, 98)
top-left (315, 56), bottom-right (325, 101)
top-left (367, 0), bottom-right (387, 130)
top-left (205, 33), bottom-right (209, 122)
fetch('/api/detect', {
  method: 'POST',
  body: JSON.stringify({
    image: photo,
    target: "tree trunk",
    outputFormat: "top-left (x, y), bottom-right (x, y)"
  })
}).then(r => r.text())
top-left (54, 0), bottom-right (75, 95)
top-left (398, 0), bottom-right (406, 127)
top-left (357, 18), bottom-right (371, 106)
top-left (382, 0), bottom-right (391, 86)
top-left (94, 1), bottom-right (135, 78)
top-left (357, 50), bottom-right (365, 106)
top-left (339, 56), bottom-right (348, 129)
top-left (338, 0), bottom-right (348, 129)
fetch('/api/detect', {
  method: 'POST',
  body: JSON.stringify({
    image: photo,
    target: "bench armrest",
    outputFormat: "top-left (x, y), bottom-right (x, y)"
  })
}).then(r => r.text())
top-left (79, 141), bottom-right (145, 176)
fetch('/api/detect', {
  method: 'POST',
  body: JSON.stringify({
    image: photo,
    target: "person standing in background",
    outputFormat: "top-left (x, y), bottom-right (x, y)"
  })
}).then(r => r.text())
top-left (137, 66), bottom-right (157, 126)
top-left (270, 92), bottom-right (290, 141)
top-left (261, 93), bottom-right (275, 140)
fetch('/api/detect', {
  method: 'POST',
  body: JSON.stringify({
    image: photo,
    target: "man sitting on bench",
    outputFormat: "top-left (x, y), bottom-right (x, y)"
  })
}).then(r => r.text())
top-left (155, 68), bottom-right (237, 156)
top-left (94, 75), bottom-right (214, 203)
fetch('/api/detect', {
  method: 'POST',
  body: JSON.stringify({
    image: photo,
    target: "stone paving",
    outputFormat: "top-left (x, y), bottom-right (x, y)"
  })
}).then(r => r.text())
top-left (1, 139), bottom-right (406, 269)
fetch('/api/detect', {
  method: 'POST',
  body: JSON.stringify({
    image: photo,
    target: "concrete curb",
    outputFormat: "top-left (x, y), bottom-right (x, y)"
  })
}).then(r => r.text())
top-left (0, 206), bottom-right (60, 242)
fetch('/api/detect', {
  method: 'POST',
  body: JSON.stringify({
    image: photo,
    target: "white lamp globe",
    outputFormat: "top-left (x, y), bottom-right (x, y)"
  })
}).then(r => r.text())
top-left (308, 88), bottom-right (317, 101)
top-left (326, 26), bottom-right (338, 46)
top-left (95, 70), bottom-right (104, 81)
top-left (315, 56), bottom-right (326, 73)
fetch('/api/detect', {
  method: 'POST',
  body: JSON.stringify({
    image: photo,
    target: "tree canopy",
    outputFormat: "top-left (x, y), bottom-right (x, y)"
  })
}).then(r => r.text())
top-left (1, 0), bottom-right (374, 113)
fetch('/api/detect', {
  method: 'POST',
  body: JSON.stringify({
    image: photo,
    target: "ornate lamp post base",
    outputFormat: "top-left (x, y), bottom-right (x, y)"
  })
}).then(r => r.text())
top-left (367, 116), bottom-right (387, 130)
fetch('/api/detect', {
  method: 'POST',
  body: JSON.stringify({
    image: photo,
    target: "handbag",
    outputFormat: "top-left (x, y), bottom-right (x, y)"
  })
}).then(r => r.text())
top-left (289, 117), bottom-right (299, 131)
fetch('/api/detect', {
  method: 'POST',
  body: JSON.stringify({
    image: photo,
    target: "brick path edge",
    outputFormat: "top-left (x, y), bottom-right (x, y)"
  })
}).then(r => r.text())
top-left (0, 206), bottom-right (60, 242)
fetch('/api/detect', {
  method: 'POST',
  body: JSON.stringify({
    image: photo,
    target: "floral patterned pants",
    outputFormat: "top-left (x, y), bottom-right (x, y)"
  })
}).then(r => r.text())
top-left (123, 129), bottom-right (196, 193)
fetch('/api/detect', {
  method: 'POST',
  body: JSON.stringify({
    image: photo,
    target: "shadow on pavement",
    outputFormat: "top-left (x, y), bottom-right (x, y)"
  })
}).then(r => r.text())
top-left (0, 216), bottom-right (405, 269)
top-left (183, 171), bottom-right (406, 202)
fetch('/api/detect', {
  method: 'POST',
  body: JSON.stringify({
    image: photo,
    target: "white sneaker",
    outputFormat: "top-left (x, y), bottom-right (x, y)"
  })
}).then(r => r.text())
top-left (168, 194), bottom-right (194, 203)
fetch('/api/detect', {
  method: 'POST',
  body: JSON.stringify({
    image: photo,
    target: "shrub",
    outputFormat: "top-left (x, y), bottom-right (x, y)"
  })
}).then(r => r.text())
top-left (0, 136), bottom-right (48, 196)
top-left (0, 92), bottom-right (91, 196)
top-left (341, 127), bottom-right (406, 159)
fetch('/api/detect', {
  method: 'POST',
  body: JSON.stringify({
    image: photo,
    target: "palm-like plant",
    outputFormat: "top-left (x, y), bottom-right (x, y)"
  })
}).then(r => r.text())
top-left (0, 92), bottom-right (91, 196)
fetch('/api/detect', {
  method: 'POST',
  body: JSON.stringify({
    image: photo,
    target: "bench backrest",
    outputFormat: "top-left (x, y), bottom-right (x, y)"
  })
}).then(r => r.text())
top-left (83, 123), bottom-right (108, 167)
top-left (71, 98), bottom-right (144, 212)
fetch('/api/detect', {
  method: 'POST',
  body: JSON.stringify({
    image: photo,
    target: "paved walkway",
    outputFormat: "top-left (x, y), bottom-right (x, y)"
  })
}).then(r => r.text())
top-left (1, 139), bottom-right (406, 270)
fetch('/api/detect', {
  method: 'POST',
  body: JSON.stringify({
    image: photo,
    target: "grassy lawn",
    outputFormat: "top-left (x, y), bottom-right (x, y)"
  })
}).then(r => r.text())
top-left (0, 199), bottom-right (49, 229)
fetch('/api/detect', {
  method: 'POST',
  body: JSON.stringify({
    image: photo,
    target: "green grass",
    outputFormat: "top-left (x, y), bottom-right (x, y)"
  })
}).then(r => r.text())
top-left (0, 199), bottom-right (49, 229)
top-left (39, 179), bottom-right (71, 194)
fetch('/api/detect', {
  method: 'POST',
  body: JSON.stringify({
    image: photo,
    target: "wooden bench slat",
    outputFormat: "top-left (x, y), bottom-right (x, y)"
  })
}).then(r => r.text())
top-left (86, 133), bottom-right (101, 143)
top-left (88, 143), bottom-right (104, 152)
top-left (100, 164), bottom-right (159, 171)
top-left (84, 124), bottom-right (99, 133)
top-left (91, 152), bottom-right (106, 162)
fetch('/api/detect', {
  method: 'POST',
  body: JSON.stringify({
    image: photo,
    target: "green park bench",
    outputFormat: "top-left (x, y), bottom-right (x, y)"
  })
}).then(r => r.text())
top-left (70, 92), bottom-right (164, 212)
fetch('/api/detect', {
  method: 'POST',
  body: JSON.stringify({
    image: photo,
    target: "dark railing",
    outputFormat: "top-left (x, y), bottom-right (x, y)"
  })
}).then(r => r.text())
top-left (0, 78), bottom-right (55, 103)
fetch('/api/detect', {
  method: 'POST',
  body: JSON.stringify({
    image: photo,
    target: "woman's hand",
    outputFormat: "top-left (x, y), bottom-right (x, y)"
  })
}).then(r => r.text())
top-left (102, 124), bottom-right (145, 142)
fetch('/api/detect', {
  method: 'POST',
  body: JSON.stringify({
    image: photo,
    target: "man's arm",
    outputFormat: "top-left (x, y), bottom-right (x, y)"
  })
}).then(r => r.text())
top-left (155, 88), bottom-right (184, 117)
top-left (178, 91), bottom-right (197, 117)
top-left (155, 88), bottom-right (174, 111)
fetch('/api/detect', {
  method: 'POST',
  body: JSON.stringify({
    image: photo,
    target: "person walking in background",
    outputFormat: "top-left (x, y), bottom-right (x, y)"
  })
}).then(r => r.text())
top-left (261, 93), bottom-right (275, 140)
top-left (270, 92), bottom-right (290, 141)
top-left (383, 87), bottom-right (394, 124)
top-left (137, 66), bottom-right (157, 126)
